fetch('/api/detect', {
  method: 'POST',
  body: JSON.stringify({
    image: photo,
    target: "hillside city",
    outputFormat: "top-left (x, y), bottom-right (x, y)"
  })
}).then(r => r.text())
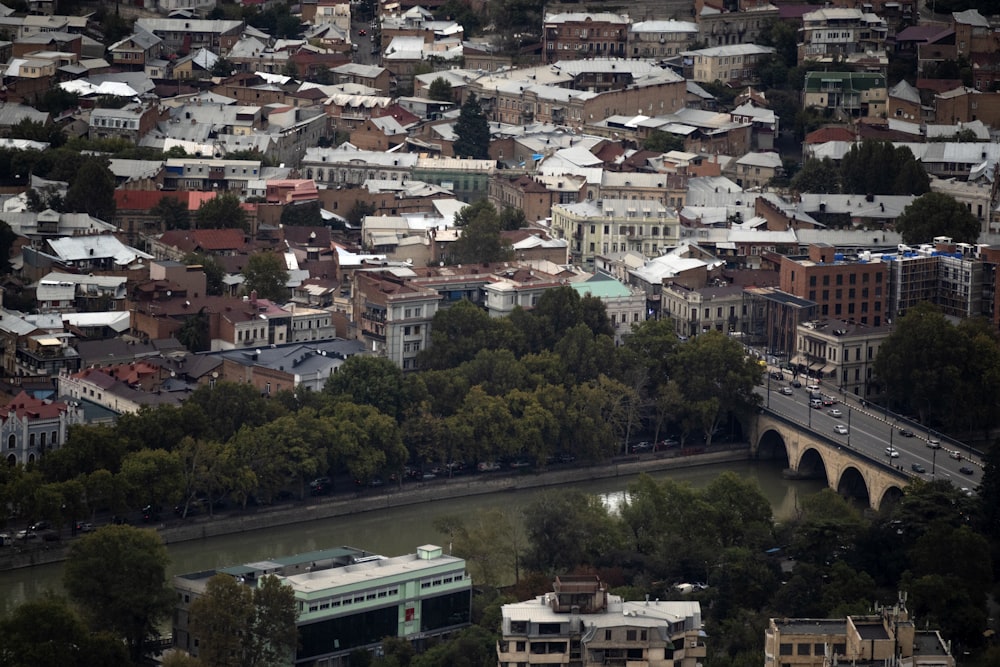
top-left (0, 0), bottom-right (999, 664)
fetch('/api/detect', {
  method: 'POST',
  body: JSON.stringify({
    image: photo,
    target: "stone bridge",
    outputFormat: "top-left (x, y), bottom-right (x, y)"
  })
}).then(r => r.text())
top-left (748, 410), bottom-right (910, 511)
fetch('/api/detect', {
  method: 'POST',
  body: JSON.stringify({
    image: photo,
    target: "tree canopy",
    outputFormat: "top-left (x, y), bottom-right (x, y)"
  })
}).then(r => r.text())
top-left (894, 191), bottom-right (981, 244)
top-left (196, 192), bottom-right (249, 231)
top-left (242, 251), bottom-right (290, 302)
top-left (63, 160), bottom-right (116, 221)
top-left (839, 140), bottom-right (929, 196)
top-left (452, 93), bottom-right (490, 160)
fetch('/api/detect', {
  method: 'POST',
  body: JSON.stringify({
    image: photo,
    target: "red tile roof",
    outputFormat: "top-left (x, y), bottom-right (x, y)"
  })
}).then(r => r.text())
top-left (3, 390), bottom-right (68, 421)
top-left (158, 228), bottom-right (247, 252)
top-left (115, 190), bottom-right (187, 210)
top-left (803, 126), bottom-right (856, 144)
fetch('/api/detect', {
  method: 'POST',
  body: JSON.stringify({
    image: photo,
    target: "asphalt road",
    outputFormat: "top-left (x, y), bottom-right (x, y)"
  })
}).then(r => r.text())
top-left (758, 375), bottom-right (982, 491)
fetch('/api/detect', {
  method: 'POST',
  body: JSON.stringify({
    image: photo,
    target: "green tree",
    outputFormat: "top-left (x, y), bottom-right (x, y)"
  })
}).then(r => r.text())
top-left (7, 118), bottom-right (66, 147)
top-left (449, 201), bottom-right (512, 265)
top-left (790, 157), bottom-right (841, 194)
top-left (63, 160), bottom-right (115, 220)
top-left (280, 200), bottom-right (323, 226)
top-left (242, 251), bottom-right (290, 302)
top-left (642, 130), bottom-right (685, 153)
top-left (452, 93), bottom-right (490, 160)
top-left (177, 306), bottom-right (211, 352)
top-left (428, 76), bottom-right (453, 102)
top-left (186, 381), bottom-right (285, 443)
top-left (522, 489), bottom-right (625, 574)
top-left (839, 140), bottom-right (929, 195)
top-left (325, 355), bottom-right (405, 421)
top-left (211, 57), bottom-right (236, 78)
top-left (63, 525), bottom-right (174, 663)
top-left (196, 191), bottom-right (248, 231)
top-left (189, 573), bottom-right (298, 667)
top-left (894, 191), bottom-right (980, 245)
top-left (0, 597), bottom-right (129, 667)
top-left (119, 449), bottom-right (184, 513)
top-left (0, 219), bottom-right (16, 274)
top-left (151, 196), bottom-right (190, 230)
top-left (498, 205), bottom-right (526, 230)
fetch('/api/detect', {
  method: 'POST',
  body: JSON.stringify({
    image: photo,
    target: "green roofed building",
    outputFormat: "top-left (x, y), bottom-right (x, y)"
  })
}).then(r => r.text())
top-left (173, 544), bottom-right (471, 666)
top-left (803, 71), bottom-right (887, 118)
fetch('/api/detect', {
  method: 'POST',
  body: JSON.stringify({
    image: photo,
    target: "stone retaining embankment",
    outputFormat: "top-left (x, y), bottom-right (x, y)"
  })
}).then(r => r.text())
top-left (0, 447), bottom-right (750, 571)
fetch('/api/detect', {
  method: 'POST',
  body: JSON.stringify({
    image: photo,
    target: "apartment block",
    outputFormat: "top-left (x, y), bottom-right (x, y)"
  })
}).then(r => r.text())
top-left (352, 272), bottom-right (440, 371)
top-left (792, 318), bottom-right (891, 396)
top-left (779, 244), bottom-right (888, 326)
top-left (543, 12), bottom-right (630, 63)
top-left (551, 199), bottom-right (681, 268)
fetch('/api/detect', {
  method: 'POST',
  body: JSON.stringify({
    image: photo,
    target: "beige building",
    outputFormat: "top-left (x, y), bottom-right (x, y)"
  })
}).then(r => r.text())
top-left (684, 43), bottom-right (776, 84)
top-left (793, 318), bottom-right (892, 396)
top-left (765, 602), bottom-right (953, 667)
top-left (628, 20), bottom-right (698, 59)
top-left (551, 199), bottom-right (681, 268)
top-left (499, 576), bottom-right (706, 667)
top-left (662, 282), bottom-right (747, 338)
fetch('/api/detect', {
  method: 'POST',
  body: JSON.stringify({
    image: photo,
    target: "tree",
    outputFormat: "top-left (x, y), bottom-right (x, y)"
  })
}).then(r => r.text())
top-left (177, 306), bottom-right (211, 352)
top-left (0, 219), bottom-right (16, 274)
top-left (151, 196), bottom-right (190, 230)
top-left (449, 201), bottom-right (511, 265)
top-left (242, 251), bottom-right (290, 302)
top-left (280, 200), bottom-right (323, 226)
top-left (63, 160), bottom-right (115, 221)
top-left (839, 140), bottom-right (929, 196)
top-left (894, 191), bottom-right (980, 245)
top-left (63, 525), bottom-right (174, 663)
top-left (189, 573), bottom-right (298, 667)
top-left (790, 157), bottom-right (841, 194)
top-left (0, 597), bottom-right (129, 667)
top-left (428, 76), bottom-right (453, 102)
top-left (523, 489), bottom-right (625, 573)
top-left (325, 355), bottom-right (406, 420)
top-left (452, 93), bottom-right (490, 160)
top-left (211, 57), bottom-right (236, 78)
top-left (498, 205), bottom-right (526, 230)
top-left (642, 130), bottom-right (685, 153)
top-left (196, 192), bottom-right (248, 231)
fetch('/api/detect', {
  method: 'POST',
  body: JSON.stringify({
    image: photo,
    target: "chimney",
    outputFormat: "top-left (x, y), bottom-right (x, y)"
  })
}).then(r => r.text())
top-left (250, 289), bottom-right (258, 304)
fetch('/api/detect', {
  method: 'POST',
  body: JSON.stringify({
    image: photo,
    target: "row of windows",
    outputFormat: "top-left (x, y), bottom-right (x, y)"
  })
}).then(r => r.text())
top-left (809, 272), bottom-right (881, 286)
top-left (304, 585), bottom-right (400, 613)
top-left (419, 573), bottom-right (465, 589)
top-left (779, 642), bottom-right (845, 656)
top-left (6, 431), bottom-right (59, 449)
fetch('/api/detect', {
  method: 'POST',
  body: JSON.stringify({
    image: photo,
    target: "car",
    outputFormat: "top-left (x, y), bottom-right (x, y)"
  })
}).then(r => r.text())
top-left (779, 387), bottom-right (794, 395)
top-left (477, 461), bottom-right (501, 472)
top-left (15, 530), bottom-right (36, 540)
top-left (358, 28), bottom-right (367, 36)
top-left (960, 466), bottom-right (975, 475)
top-left (926, 438), bottom-right (941, 449)
top-left (822, 396), bottom-right (837, 406)
top-left (806, 384), bottom-right (820, 392)
top-left (898, 428), bottom-right (915, 438)
top-left (911, 463), bottom-right (926, 473)
top-left (508, 459), bottom-right (532, 469)
top-left (833, 424), bottom-right (848, 435)
top-left (810, 399), bottom-right (823, 409)
top-left (29, 520), bottom-right (51, 532)
top-left (828, 408), bottom-right (843, 417)
top-left (654, 439), bottom-right (679, 450)
top-left (790, 380), bottom-right (802, 388)
top-left (555, 453), bottom-right (577, 463)
top-left (885, 447), bottom-right (900, 458)
top-left (630, 441), bottom-right (653, 453)
top-left (74, 521), bottom-right (94, 533)
top-left (960, 487), bottom-right (974, 497)
top-left (309, 477), bottom-right (332, 496)
top-left (950, 450), bottom-right (963, 460)
top-left (770, 371), bottom-right (784, 380)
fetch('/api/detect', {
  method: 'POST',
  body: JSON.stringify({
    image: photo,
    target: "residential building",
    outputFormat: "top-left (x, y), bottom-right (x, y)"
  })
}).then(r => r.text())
top-left (482, 267), bottom-right (567, 319)
top-left (132, 18), bottom-right (244, 55)
top-left (174, 544), bottom-right (471, 667)
top-left (488, 173), bottom-right (585, 225)
top-left (729, 151), bottom-right (782, 190)
top-left (570, 273), bottom-right (648, 342)
top-left (684, 44), bottom-right (776, 84)
top-left (88, 103), bottom-right (165, 143)
top-left (497, 575), bottom-right (706, 667)
top-left (792, 318), bottom-right (891, 394)
top-left (542, 12), bottom-right (630, 63)
top-left (628, 20), bottom-right (698, 59)
top-left (741, 286), bottom-right (818, 359)
top-left (0, 391), bottom-right (84, 466)
top-left (663, 281), bottom-right (747, 338)
top-left (57, 365), bottom-right (185, 415)
top-left (352, 272), bottom-right (440, 371)
top-left (162, 158), bottom-right (263, 192)
top-left (301, 147), bottom-right (418, 186)
top-left (764, 601), bottom-right (953, 667)
top-left (798, 8), bottom-right (888, 63)
top-left (550, 199), bottom-right (681, 268)
top-left (802, 71), bottom-right (888, 118)
top-left (212, 339), bottom-right (365, 393)
top-left (107, 32), bottom-right (163, 70)
top-left (779, 244), bottom-right (888, 326)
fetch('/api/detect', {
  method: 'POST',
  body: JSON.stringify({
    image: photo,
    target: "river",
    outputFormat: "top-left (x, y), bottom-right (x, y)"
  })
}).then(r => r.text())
top-left (0, 459), bottom-right (823, 617)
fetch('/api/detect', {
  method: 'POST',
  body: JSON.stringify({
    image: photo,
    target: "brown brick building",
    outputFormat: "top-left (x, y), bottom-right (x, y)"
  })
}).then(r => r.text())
top-left (779, 244), bottom-right (888, 326)
top-left (542, 12), bottom-right (630, 63)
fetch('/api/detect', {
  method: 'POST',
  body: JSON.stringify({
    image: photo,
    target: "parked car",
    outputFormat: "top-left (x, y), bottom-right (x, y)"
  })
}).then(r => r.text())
top-left (770, 371), bottom-right (783, 380)
top-left (309, 477), bottom-right (332, 496)
top-left (655, 439), bottom-right (679, 450)
top-left (898, 428), bottom-right (915, 438)
top-left (833, 424), bottom-right (848, 435)
top-left (926, 438), bottom-right (941, 449)
top-left (779, 387), bottom-right (793, 396)
top-left (790, 380), bottom-right (802, 388)
top-left (960, 466), bottom-right (975, 475)
top-left (911, 463), bottom-right (926, 473)
top-left (950, 450), bottom-right (963, 460)
top-left (29, 520), bottom-right (51, 532)
top-left (885, 447), bottom-right (899, 458)
top-left (828, 408), bottom-right (842, 417)
top-left (74, 521), bottom-right (94, 533)
top-left (508, 459), bottom-right (532, 469)
top-left (629, 441), bottom-right (653, 453)
top-left (477, 461), bottom-right (501, 472)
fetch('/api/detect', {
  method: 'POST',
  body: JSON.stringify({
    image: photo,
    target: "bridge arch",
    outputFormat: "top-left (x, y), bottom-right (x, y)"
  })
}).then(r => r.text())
top-left (877, 485), bottom-right (905, 513)
top-left (796, 447), bottom-right (830, 484)
top-left (756, 428), bottom-right (789, 465)
top-left (835, 465), bottom-right (871, 506)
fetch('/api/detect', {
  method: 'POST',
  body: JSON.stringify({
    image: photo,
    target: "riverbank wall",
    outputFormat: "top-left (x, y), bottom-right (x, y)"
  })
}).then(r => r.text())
top-left (0, 447), bottom-right (751, 571)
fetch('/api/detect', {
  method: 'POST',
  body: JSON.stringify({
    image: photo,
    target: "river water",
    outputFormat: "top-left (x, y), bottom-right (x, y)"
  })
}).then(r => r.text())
top-left (0, 460), bottom-right (823, 617)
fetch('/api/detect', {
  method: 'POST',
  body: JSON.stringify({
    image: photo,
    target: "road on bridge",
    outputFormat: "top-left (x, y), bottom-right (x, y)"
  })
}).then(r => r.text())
top-left (757, 375), bottom-right (982, 493)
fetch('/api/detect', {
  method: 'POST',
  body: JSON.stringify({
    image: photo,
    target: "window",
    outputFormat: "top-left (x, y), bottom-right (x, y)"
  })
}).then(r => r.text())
top-left (797, 644), bottom-right (810, 655)
top-left (626, 630), bottom-right (637, 640)
top-left (780, 644), bottom-right (793, 656)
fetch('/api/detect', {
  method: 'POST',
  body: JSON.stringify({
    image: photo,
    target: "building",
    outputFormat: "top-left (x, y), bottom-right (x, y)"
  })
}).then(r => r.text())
top-left (798, 8), bottom-right (888, 64)
top-left (497, 575), bottom-right (706, 667)
top-left (352, 271), bottom-right (440, 371)
top-left (542, 12), bottom-right (630, 63)
top-left (764, 600), bottom-right (954, 667)
top-left (0, 391), bottom-right (84, 466)
top-left (792, 318), bottom-right (891, 395)
top-left (663, 281), bottom-right (747, 338)
top-left (628, 20), bottom-right (698, 59)
top-left (802, 71), bottom-right (888, 118)
top-left (684, 44), bottom-right (776, 85)
top-left (779, 244), bottom-right (888, 326)
top-left (174, 544), bottom-right (471, 667)
top-left (551, 199), bottom-right (681, 268)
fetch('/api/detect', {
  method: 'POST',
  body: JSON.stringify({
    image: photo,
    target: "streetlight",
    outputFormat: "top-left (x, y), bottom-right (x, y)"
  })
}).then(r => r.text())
top-left (767, 370), bottom-right (771, 409)
top-left (846, 405), bottom-right (851, 447)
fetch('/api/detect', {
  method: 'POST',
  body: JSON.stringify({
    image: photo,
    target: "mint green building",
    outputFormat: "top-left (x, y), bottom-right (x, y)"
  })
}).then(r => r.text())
top-left (173, 544), bottom-right (471, 666)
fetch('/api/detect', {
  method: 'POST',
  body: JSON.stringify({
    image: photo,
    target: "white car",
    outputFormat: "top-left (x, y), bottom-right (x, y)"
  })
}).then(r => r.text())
top-left (926, 438), bottom-right (941, 449)
top-left (834, 424), bottom-right (848, 435)
top-left (828, 408), bottom-right (843, 417)
top-left (779, 387), bottom-right (794, 395)
top-left (806, 384), bottom-right (820, 392)
top-left (885, 447), bottom-right (900, 458)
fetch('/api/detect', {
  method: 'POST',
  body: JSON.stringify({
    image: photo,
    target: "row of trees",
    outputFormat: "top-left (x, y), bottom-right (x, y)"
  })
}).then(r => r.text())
top-left (791, 141), bottom-right (930, 196)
